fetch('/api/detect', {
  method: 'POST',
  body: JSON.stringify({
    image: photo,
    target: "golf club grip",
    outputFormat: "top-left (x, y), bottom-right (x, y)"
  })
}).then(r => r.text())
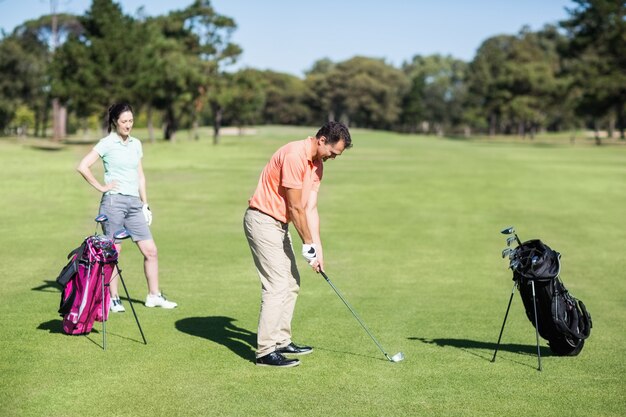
top-left (319, 271), bottom-right (389, 357)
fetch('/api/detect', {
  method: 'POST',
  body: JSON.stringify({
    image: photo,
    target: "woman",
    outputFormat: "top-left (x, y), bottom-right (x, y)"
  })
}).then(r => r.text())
top-left (77, 103), bottom-right (177, 311)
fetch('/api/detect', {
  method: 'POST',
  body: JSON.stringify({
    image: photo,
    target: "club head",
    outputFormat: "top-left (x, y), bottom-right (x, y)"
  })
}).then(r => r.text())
top-left (501, 248), bottom-right (512, 258)
top-left (501, 226), bottom-right (515, 235)
top-left (389, 352), bottom-right (405, 362)
top-left (113, 229), bottom-right (132, 240)
top-left (506, 236), bottom-right (517, 246)
top-left (95, 214), bottom-right (108, 223)
top-left (510, 259), bottom-right (520, 271)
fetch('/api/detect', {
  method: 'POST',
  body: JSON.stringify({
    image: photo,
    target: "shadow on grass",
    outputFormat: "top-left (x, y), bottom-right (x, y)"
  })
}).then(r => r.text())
top-left (38, 319), bottom-right (146, 350)
top-left (37, 319), bottom-right (104, 348)
top-left (31, 280), bottom-right (60, 293)
top-left (175, 316), bottom-right (256, 362)
top-left (116, 295), bottom-right (145, 305)
top-left (410, 337), bottom-right (552, 357)
top-left (409, 337), bottom-right (552, 370)
top-left (37, 319), bottom-right (64, 334)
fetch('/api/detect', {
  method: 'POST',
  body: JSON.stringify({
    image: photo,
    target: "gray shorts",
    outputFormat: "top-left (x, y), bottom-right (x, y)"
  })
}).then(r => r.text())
top-left (98, 194), bottom-right (153, 243)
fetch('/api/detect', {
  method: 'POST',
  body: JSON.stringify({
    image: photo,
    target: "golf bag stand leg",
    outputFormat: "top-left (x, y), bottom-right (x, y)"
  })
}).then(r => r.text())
top-left (531, 280), bottom-right (542, 371)
top-left (117, 264), bottom-right (147, 345)
top-left (101, 262), bottom-right (107, 351)
top-left (491, 281), bottom-right (517, 363)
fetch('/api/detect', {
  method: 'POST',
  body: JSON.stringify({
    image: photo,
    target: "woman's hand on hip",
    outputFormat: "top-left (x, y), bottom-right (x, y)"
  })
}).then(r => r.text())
top-left (100, 180), bottom-right (118, 193)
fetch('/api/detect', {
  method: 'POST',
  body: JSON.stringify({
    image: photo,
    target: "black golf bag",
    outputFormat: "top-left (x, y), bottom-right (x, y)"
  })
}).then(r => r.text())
top-left (511, 239), bottom-right (592, 356)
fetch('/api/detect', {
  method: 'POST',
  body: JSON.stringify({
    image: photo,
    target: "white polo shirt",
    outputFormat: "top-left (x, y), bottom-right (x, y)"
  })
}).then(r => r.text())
top-left (93, 133), bottom-right (143, 197)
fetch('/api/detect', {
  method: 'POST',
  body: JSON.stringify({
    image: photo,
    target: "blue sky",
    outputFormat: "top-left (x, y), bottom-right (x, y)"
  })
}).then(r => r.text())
top-left (0, 0), bottom-right (575, 76)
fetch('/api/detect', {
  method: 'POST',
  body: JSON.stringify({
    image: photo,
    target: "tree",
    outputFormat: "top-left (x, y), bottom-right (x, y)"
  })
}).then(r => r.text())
top-left (6, 13), bottom-right (82, 138)
top-left (465, 34), bottom-right (514, 135)
top-left (561, 0), bottom-right (626, 140)
top-left (402, 54), bottom-right (468, 135)
top-left (465, 26), bottom-right (567, 137)
top-left (51, 0), bottom-right (138, 128)
top-left (303, 58), bottom-right (335, 122)
top-left (132, 15), bottom-right (203, 142)
top-left (0, 36), bottom-right (36, 134)
top-left (305, 57), bottom-right (408, 129)
top-left (173, 0), bottom-right (242, 143)
top-left (501, 26), bottom-right (567, 137)
top-left (221, 69), bottom-right (266, 130)
top-left (0, 13), bottom-right (80, 136)
top-left (257, 70), bottom-right (311, 125)
top-left (12, 105), bottom-right (36, 136)
top-left (397, 73), bottom-right (426, 134)
top-left (337, 57), bottom-right (409, 129)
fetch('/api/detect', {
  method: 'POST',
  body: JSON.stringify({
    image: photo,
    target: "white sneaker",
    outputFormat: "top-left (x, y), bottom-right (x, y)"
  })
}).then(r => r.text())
top-left (145, 293), bottom-right (177, 309)
top-left (110, 297), bottom-right (126, 313)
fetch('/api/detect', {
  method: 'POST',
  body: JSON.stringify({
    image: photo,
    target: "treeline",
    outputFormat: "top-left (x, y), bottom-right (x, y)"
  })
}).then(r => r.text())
top-left (1, 0), bottom-right (624, 142)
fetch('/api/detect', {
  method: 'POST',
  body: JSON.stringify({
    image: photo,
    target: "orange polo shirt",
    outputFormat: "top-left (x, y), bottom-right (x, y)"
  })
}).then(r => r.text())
top-left (249, 136), bottom-right (323, 223)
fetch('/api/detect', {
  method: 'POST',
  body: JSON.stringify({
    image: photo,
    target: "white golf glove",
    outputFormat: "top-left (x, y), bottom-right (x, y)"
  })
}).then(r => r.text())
top-left (142, 203), bottom-right (152, 226)
top-left (302, 243), bottom-right (317, 265)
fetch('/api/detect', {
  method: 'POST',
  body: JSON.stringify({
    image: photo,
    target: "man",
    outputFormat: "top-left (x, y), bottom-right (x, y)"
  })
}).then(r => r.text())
top-left (243, 121), bottom-right (352, 367)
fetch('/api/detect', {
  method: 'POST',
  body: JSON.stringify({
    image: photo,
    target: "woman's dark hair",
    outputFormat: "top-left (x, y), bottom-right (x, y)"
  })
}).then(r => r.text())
top-left (316, 121), bottom-right (352, 148)
top-left (107, 103), bottom-right (134, 133)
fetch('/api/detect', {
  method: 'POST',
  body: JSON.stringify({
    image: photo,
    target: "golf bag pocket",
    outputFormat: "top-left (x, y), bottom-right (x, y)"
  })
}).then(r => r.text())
top-left (56, 258), bottom-right (77, 288)
top-left (56, 241), bottom-right (87, 287)
top-left (551, 281), bottom-right (592, 341)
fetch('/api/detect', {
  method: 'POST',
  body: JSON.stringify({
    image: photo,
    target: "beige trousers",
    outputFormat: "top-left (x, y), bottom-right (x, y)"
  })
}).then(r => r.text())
top-left (243, 208), bottom-right (301, 358)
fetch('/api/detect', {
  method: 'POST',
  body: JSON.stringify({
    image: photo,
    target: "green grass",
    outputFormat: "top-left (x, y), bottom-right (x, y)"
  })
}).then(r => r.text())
top-left (0, 126), bottom-right (624, 416)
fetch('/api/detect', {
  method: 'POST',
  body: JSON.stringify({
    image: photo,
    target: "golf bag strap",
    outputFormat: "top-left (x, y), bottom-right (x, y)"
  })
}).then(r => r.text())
top-left (67, 239), bottom-right (88, 260)
top-left (576, 300), bottom-right (592, 338)
top-left (56, 241), bottom-right (88, 287)
top-left (555, 253), bottom-right (562, 279)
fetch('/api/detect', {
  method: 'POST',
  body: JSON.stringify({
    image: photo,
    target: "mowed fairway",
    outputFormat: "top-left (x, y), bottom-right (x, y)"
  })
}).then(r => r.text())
top-left (0, 126), bottom-right (624, 417)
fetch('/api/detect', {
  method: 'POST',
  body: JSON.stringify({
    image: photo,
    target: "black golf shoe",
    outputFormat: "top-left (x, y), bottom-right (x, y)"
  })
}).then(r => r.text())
top-left (256, 351), bottom-right (300, 367)
top-left (276, 342), bottom-right (313, 356)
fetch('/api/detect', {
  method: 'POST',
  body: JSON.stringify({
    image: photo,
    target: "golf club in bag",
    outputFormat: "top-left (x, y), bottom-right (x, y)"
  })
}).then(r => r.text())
top-left (56, 215), bottom-right (147, 350)
top-left (320, 271), bottom-right (404, 363)
top-left (492, 226), bottom-right (592, 371)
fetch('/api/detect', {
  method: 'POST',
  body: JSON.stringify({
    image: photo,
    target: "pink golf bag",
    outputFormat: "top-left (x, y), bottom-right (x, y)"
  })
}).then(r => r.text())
top-left (57, 235), bottom-right (117, 335)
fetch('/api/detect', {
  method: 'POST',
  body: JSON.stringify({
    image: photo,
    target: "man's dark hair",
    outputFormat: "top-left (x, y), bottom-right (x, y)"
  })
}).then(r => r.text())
top-left (316, 121), bottom-right (352, 149)
top-left (107, 103), bottom-right (134, 133)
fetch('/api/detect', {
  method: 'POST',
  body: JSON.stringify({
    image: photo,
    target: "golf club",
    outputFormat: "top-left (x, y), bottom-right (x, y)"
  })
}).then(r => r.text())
top-left (500, 226), bottom-right (515, 235)
top-left (510, 259), bottom-right (521, 271)
top-left (500, 226), bottom-right (522, 246)
top-left (506, 236), bottom-right (517, 246)
top-left (319, 271), bottom-right (404, 363)
top-left (114, 229), bottom-right (131, 240)
top-left (501, 248), bottom-right (512, 258)
top-left (530, 255), bottom-right (540, 272)
top-left (94, 214), bottom-right (108, 234)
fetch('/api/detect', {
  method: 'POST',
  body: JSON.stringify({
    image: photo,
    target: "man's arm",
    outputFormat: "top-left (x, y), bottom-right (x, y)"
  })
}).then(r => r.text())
top-left (306, 190), bottom-right (323, 272)
top-left (286, 187), bottom-right (322, 272)
top-left (285, 187), bottom-right (312, 244)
